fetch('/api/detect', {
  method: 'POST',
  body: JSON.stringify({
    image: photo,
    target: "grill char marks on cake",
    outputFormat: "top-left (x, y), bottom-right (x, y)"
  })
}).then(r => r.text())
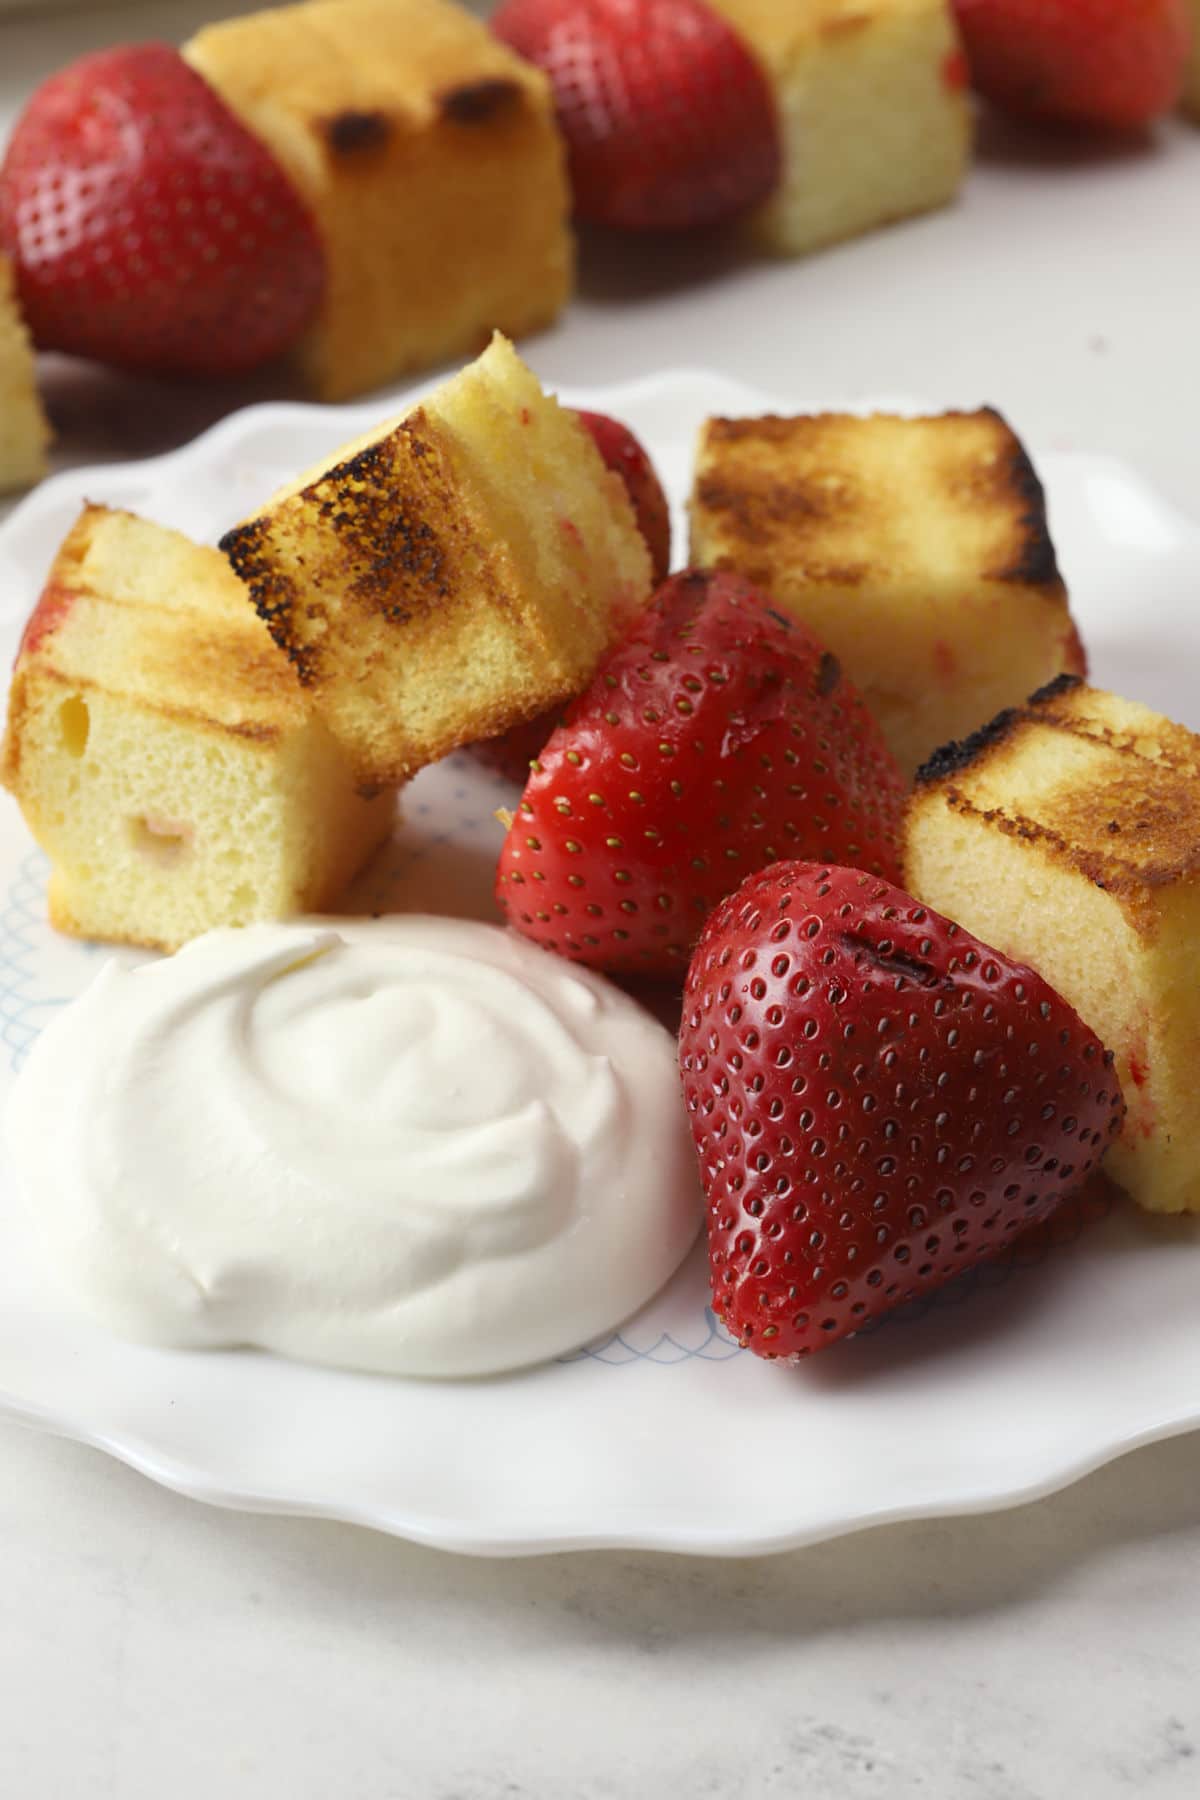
top-left (0, 505), bottom-right (394, 951)
top-left (912, 678), bottom-right (1200, 914)
top-left (691, 409), bottom-right (1071, 601)
top-left (222, 411), bottom-right (458, 691)
top-left (217, 334), bottom-right (653, 789)
top-left (183, 0), bottom-right (574, 403)
top-left (688, 407), bottom-right (1087, 779)
top-left (914, 708), bottom-right (1024, 788)
top-left (983, 411), bottom-right (1063, 591)
top-left (692, 414), bottom-right (870, 591)
top-left (324, 110), bottom-right (393, 156)
top-left (903, 678), bottom-right (1200, 1216)
top-left (439, 77), bottom-right (521, 124)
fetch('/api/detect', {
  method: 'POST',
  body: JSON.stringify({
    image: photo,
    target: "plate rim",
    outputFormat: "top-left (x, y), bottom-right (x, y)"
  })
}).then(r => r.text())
top-left (3, 365), bottom-right (1200, 1557)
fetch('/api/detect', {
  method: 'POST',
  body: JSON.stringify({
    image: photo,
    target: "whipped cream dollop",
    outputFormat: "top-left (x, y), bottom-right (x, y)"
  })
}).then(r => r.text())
top-left (5, 918), bottom-right (700, 1377)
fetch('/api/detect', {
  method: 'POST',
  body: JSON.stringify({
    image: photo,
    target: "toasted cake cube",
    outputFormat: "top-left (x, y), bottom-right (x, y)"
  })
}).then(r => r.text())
top-left (689, 408), bottom-right (1086, 776)
top-left (0, 255), bottom-right (50, 494)
top-left (185, 0), bottom-right (572, 402)
top-left (905, 676), bottom-right (1200, 1215)
top-left (221, 333), bottom-right (653, 785)
top-left (707, 0), bottom-right (970, 257)
top-left (1, 507), bottom-right (394, 951)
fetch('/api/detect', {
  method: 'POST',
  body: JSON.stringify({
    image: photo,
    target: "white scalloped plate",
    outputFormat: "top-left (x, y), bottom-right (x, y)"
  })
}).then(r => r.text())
top-left (1, 370), bottom-right (1199, 1557)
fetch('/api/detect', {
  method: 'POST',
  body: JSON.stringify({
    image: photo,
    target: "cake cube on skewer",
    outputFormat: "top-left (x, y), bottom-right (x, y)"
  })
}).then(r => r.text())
top-left (185, 0), bottom-right (573, 402)
top-left (707, 0), bottom-right (970, 257)
top-left (0, 254), bottom-right (50, 494)
top-left (689, 407), bottom-right (1086, 776)
top-left (905, 676), bottom-right (1200, 1216)
top-left (1, 506), bottom-right (394, 951)
top-left (221, 333), bottom-right (653, 786)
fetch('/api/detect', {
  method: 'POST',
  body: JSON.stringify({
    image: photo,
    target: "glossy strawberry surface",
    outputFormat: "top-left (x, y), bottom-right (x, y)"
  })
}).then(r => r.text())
top-left (496, 571), bottom-right (905, 975)
top-left (492, 0), bottom-right (781, 231)
top-left (577, 409), bottom-right (671, 585)
top-left (955, 0), bottom-right (1190, 129)
top-left (0, 43), bottom-right (325, 377)
top-left (680, 862), bottom-right (1126, 1357)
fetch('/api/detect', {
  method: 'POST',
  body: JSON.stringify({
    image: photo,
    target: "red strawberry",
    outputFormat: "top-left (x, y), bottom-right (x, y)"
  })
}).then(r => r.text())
top-left (679, 862), bottom-right (1125, 1359)
top-left (469, 407), bottom-right (671, 782)
top-left (0, 43), bottom-right (325, 378)
top-left (491, 0), bottom-right (781, 232)
top-left (577, 410), bottom-right (671, 585)
top-left (495, 570), bottom-right (906, 975)
top-left (954, 0), bottom-right (1190, 130)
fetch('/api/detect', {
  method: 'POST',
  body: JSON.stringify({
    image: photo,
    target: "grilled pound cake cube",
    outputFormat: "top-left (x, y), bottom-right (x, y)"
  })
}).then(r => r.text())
top-left (689, 408), bottom-right (1086, 776)
top-left (185, 0), bottom-right (572, 402)
top-left (905, 677), bottom-right (1200, 1215)
top-left (1, 507), bottom-right (394, 952)
top-left (221, 333), bottom-right (653, 786)
top-left (707, 0), bottom-right (969, 257)
top-left (0, 255), bottom-right (50, 494)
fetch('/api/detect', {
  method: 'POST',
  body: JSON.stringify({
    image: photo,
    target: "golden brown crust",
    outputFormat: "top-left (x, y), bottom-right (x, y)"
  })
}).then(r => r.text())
top-left (911, 680), bottom-right (1200, 920)
top-left (693, 409), bottom-right (1066, 599)
top-left (221, 404), bottom-right (553, 783)
top-left (980, 413), bottom-right (1061, 588)
top-left (184, 0), bottom-right (573, 402)
top-left (6, 506), bottom-right (309, 750)
top-left (222, 408), bottom-right (468, 689)
top-left (220, 334), bottom-right (651, 786)
top-left (3, 503), bottom-right (398, 953)
top-left (0, 252), bottom-right (50, 493)
top-left (0, 677), bottom-right (29, 790)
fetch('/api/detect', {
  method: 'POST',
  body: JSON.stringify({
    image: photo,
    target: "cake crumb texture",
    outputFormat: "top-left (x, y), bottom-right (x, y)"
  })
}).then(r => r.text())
top-left (707, 0), bottom-right (970, 257)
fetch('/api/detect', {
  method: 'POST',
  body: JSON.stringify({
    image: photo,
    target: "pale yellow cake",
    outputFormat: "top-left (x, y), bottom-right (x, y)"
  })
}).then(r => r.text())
top-left (905, 676), bottom-right (1200, 1216)
top-left (221, 333), bottom-right (653, 786)
top-left (707, 0), bottom-right (970, 256)
top-left (0, 255), bottom-right (50, 494)
top-left (689, 408), bottom-right (1086, 776)
top-left (1, 506), bottom-right (394, 951)
top-left (185, 0), bottom-right (573, 401)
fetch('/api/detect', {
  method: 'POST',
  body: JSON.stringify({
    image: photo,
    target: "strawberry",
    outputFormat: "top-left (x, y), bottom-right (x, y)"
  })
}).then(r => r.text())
top-left (495, 570), bottom-right (906, 975)
top-left (0, 43), bottom-right (325, 379)
top-left (954, 0), bottom-right (1191, 130)
top-left (470, 407), bottom-right (671, 782)
top-left (679, 862), bottom-right (1125, 1359)
top-left (577, 410), bottom-right (671, 585)
top-left (491, 0), bottom-right (781, 232)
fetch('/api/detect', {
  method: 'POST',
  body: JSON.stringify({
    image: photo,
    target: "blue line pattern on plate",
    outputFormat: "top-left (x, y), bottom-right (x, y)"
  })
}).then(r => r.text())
top-left (0, 849), bottom-right (87, 1071)
top-left (558, 1308), bottom-right (745, 1364)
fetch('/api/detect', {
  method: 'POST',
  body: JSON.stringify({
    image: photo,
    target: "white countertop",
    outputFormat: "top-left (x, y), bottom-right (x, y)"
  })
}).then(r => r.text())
top-left (4, 5), bottom-right (1200, 1795)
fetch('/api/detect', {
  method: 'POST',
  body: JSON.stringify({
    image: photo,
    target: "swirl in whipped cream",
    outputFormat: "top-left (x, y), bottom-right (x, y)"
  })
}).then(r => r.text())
top-left (5, 918), bottom-right (700, 1377)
